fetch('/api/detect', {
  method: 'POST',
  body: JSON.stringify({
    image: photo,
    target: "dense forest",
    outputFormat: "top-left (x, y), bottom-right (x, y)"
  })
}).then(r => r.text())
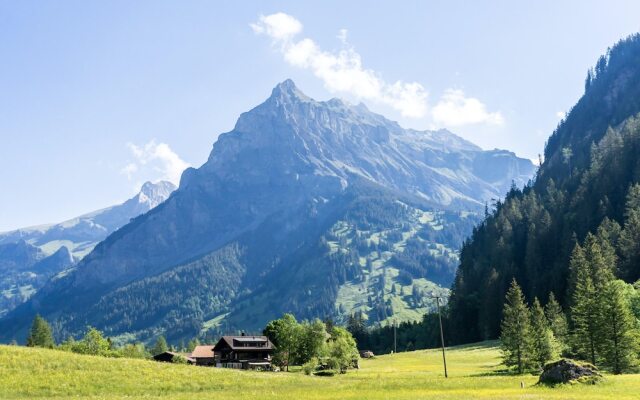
top-left (448, 34), bottom-right (640, 343)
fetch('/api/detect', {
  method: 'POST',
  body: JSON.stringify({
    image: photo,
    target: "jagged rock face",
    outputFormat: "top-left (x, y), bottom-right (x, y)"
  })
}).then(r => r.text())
top-left (196, 79), bottom-right (533, 208)
top-left (0, 80), bottom-right (534, 343)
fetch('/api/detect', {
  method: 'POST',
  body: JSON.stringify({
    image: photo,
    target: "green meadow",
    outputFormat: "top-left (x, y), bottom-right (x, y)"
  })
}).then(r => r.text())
top-left (1, 342), bottom-right (639, 399)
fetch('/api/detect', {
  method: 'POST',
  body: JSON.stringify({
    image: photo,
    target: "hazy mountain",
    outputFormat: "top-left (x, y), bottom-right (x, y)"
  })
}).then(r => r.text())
top-left (0, 181), bottom-right (175, 317)
top-left (0, 80), bottom-right (534, 343)
top-left (0, 181), bottom-right (176, 259)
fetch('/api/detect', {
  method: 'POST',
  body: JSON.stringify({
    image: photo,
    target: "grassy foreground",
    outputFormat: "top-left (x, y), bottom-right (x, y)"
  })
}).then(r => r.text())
top-left (1, 342), bottom-right (639, 399)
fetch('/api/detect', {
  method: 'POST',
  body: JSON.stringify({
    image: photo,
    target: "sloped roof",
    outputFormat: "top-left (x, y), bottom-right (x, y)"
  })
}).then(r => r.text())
top-left (214, 335), bottom-right (274, 351)
top-left (191, 345), bottom-right (215, 358)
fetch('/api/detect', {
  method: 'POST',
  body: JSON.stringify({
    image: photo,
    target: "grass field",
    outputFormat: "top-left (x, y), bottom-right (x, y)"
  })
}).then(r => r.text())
top-left (1, 342), bottom-right (639, 399)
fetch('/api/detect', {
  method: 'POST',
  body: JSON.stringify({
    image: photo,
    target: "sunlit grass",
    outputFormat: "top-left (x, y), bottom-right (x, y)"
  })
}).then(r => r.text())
top-left (1, 342), bottom-right (639, 399)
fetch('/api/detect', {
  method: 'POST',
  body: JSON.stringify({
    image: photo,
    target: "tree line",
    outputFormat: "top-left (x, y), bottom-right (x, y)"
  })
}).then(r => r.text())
top-left (448, 33), bottom-right (640, 344)
top-left (500, 230), bottom-right (640, 374)
top-left (263, 314), bottom-right (359, 375)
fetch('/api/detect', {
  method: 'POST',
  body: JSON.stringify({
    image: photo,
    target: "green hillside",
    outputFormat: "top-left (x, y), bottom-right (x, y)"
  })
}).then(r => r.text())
top-left (2, 343), bottom-right (639, 399)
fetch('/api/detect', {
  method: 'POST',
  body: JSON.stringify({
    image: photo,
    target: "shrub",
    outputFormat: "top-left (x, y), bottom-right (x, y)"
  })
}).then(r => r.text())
top-left (302, 357), bottom-right (319, 375)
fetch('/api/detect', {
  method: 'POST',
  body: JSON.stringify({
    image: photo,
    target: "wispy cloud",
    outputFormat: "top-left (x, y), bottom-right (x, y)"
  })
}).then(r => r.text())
top-left (251, 12), bottom-right (504, 128)
top-left (121, 140), bottom-right (189, 185)
top-left (432, 89), bottom-right (504, 127)
top-left (251, 12), bottom-right (428, 118)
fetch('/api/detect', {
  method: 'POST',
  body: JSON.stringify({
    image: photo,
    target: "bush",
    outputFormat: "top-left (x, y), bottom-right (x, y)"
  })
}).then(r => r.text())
top-left (302, 357), bottom-right (319, 375)
top-left (172, 354), bottom-right (189, 364)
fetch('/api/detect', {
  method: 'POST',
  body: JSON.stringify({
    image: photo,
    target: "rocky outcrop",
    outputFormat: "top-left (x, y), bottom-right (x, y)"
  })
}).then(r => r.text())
top-left (538, 359), bottom-right (602, 385)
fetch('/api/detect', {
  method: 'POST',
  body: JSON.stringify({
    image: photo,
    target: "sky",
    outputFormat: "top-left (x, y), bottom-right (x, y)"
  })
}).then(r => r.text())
top-left (1, 0), bottom-right (640, 231)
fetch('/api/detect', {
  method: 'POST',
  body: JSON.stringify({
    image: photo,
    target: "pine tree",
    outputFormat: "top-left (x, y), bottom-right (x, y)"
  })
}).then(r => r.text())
top-left (151, 335), bottom-right (169, 356)
top-left (583, 233), bottom-right (615, 290)
top-left (599, 280), bottom-right (639, 374)
top-left (570, 243), bottom-right (600, 365)
top-left (26, 314), bottom-right (55, 348)
top-left (500, 279), bottom-right (533, 374)
top-left (619, 184), bottom-right (640, 280)
top-left (568, 243), bottom-right (588, 303)
top-left (530, 297), bottom-right (559, 369)
top-left (187, 337), bottom-right (200, 353)
top-left (545, 292), bottom-right (568, 348)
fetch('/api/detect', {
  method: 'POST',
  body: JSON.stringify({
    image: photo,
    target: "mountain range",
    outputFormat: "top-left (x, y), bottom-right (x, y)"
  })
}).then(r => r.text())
top-left (0, 181), bottom-right (175, 318)
top-left (0, 80), bottom-right (534, 343)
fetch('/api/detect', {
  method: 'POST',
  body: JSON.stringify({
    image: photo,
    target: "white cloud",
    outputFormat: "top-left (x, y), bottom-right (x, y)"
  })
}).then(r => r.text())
top-left (250, 13), bottom-right (302, 41)
top-left (251, 13), bottom-right (428, 118)
top-left (121, 140), bottom-right (189, 185)
top-left (431, 89), bottom-right (504, 127)
top-left (556, 111), bottom-right (566, 119)
top-left (252, 12), bottom-right (505, 127)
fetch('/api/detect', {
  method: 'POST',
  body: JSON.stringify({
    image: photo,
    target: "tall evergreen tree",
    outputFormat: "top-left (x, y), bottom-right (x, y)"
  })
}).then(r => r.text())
top-left (530, 297), bottom-right (559, 369)
top-left (599, 280), bottom-right (639, 374)
top-left (583, 233), bottom-right (615, 290)
top-left (545, 292), bottom-right (568, 348)
top-left (570, 243), bottom-right (600, 365)
top-left (620, 184), bottom-right (640, 281)
top-left (26, 314), bottom-right (55, 348)
top-left (500, 279), bottom-right (533, 374)
top-left (151, 335), bottom-right (169, 356)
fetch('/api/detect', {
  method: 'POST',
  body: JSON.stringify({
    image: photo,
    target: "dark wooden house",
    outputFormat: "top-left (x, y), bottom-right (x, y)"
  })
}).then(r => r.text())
top-left (212, 335), bottom-right (274, 370)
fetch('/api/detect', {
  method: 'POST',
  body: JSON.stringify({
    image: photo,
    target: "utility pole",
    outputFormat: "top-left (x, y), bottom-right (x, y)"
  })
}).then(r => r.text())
top-left (393, 318), bottom-right (397, 354)
top-left (432, 295), bottom-right (448, 378)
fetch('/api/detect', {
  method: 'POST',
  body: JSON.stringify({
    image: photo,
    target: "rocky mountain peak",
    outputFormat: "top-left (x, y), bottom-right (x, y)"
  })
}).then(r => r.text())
top-left (137, 181), bottom-right (176, 208)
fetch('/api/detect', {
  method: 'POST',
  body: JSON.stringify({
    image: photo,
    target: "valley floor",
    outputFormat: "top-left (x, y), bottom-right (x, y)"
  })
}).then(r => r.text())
top-left (1, 342), bottom-right (639, 399)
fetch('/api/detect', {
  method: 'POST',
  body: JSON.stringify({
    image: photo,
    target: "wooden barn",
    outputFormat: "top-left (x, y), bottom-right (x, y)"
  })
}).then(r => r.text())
top-left (153, 351), bottom-right (195, 364)
top-left (212, 334), bottom-right (274, 370)
top-left (190, 345), bottom-right (215, 366)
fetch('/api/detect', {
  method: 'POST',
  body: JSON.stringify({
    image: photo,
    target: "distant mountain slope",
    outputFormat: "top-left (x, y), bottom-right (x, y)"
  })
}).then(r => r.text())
top-left (0, 80), bottom-right (533, 343)
top-left (449, 34), bottom-right (640, 343)
top-left (0, 181), bottom-right (176, 258)
top-left (0, 181), bottom-right (175, 317)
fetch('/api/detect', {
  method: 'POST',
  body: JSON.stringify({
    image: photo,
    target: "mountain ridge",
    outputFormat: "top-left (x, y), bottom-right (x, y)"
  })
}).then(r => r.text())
top-left (0, 80), bottom-right (534, 343)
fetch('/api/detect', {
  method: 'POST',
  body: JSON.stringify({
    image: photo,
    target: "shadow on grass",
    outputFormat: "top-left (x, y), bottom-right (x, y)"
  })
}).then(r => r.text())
top-left (446, 340), bottom-right (500, 352)
top-left (469, 366), bottom-right (538, 378)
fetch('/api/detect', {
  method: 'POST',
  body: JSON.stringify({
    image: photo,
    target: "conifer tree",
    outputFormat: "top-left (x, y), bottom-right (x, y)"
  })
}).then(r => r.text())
top-left (500, 279), bottom-right (533, 373)
top-left (599, 280), bottom-right (639, 374)
top-left (570, 243), bottom-right (600, 365)
top-left (568, 243), bottom-right (588, 303)
top-left (545, 292), bottom-right (568, 348)
top-left (619, 184), bottom-right (640, 280)
top-left (583, 233), bottom-right (615, 290)
top-left (530, 297), bottom-right (559, 369)
top-left (26, 314), bottom-right (55, 348)
top-left (151, 335), bottom-right (169, 356)
top-left (187, 337), bottom-right (200, 353)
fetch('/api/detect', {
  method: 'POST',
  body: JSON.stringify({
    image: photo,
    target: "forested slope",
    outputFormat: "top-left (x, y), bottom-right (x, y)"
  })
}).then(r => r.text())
top-left (449, 34), bottom-right (640, 342)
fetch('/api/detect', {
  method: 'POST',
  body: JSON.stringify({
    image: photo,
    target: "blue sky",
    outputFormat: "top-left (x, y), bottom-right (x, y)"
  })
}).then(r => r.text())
top-left (1, 1), bottom-right (640, 231)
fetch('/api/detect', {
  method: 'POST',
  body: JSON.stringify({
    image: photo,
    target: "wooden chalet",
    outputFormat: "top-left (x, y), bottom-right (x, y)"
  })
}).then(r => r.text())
top-left (212, 335), bottom-right (274, 370)
top-left (190, 345), bottom-right (215, 366)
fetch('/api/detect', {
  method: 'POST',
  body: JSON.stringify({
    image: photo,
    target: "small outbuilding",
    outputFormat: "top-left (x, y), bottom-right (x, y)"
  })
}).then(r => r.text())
top-left (191, 345), bottom-right (216, 366)
top-left (153, 351), bottom-right (195, 364)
